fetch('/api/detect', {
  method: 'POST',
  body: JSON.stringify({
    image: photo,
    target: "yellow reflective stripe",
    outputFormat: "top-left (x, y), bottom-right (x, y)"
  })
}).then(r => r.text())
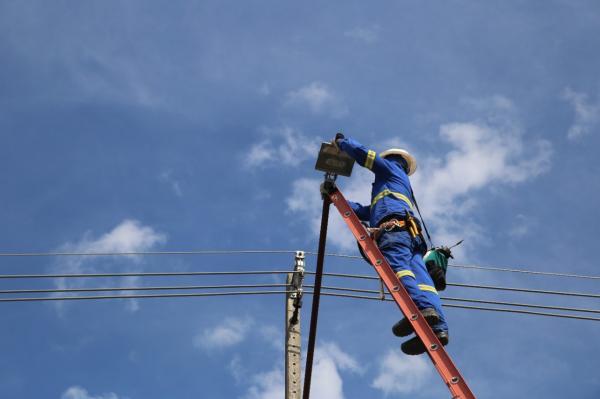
top-left (396, 270), bottom-right (416, 279)
top-left (370, 189), bottom-right (415, 211)
top-left (365, 150), bottom-right (376, 170)
top-left (418, 284), bottom-right (438, 294)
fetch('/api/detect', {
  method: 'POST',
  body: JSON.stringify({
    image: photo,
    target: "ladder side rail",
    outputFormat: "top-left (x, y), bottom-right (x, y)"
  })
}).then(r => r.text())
top-left (328, 189), bottom-right (476, 399)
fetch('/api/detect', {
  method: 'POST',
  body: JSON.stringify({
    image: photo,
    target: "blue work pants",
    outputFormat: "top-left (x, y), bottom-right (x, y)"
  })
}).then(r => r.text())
top-left (378, 229), bottom-right (448, 333)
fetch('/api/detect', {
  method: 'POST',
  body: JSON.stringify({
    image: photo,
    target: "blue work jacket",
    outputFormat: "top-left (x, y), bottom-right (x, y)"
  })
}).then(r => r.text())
top-left (338, 137), bottom-right (415, 227)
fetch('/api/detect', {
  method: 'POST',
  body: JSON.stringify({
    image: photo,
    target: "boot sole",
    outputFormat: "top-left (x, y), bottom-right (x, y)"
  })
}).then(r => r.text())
top-left (392, 311), bottom-right (440, 337)
top-left (401, 332), bottom-right (449, 356)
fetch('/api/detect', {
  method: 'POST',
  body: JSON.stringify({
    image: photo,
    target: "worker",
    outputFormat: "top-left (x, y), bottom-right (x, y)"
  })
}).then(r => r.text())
top-left (330, 133), bottom-right (449, 355)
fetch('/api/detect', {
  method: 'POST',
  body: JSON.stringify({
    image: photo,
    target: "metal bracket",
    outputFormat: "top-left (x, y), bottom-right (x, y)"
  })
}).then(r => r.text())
top-left (289, 251), bottom-right (305, 325)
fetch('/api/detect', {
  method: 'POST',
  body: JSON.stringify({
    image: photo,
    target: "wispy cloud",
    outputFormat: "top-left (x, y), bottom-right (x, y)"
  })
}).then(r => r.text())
top-left (61, 219), bottom-right (166, 255)
top-left (344, 26), bottom-right (380, 44)
top-left (562, 87), bottom-right (600, 140)
top-left (53, 219), bottom-right (166, 313)
top-left (228, 354), bottom-right (247, 384)
top-left (66, 48), bottom-right (161, 107)
top-left (371, 349), bottom-right (432, 395)
top-left (61, 386), bottom-right (125, 399)
top-left (158, 170), bottom-right (183, 197)
top-left (246, 126), bottom-right (322, 169)
top-left (411, 100), bottom-right (552, 256)
top-left (193, 316), bottom-right (254, 351)
top-left (285, 82), bottom-right (348, 118)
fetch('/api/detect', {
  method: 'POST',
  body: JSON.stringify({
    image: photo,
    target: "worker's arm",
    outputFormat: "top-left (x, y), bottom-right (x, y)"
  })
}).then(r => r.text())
top-left (336, 136), bottom-right (390, 175)
top-left (349, 201), bottom-right (370, 222)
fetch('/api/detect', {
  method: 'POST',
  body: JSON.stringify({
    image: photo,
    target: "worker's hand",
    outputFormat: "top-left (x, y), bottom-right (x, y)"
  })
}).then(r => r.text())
top-left (332, 132), bottom-right (345, 151)
top-left (320, 181), bottom-right (336, 199)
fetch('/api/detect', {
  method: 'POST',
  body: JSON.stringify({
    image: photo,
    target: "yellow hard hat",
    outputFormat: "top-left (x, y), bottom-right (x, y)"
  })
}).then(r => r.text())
top-left (380, 148), bottom-right (417, 175)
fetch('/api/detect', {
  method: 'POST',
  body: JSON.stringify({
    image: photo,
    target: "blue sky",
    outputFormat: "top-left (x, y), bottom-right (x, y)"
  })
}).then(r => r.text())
top-left (1, 1), bottom-right (600, 398)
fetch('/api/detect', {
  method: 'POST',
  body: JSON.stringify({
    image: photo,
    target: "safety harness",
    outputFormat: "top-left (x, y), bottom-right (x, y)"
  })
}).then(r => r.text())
top-left (356, 186), bottom-right (462, 291)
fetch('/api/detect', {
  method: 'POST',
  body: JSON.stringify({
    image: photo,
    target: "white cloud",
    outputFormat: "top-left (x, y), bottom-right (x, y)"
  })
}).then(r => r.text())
top-left (53, 219), bottom-right (166, 313)
top-left (193, 316), bottom-right (253, 350)
top-left (562, 87), bottom-right (600, 140)
top-left (65, 219), bottom-right (166, 255)
top-left (285, 82), bottom-right (348, 118)
top-left (61, 386), bottom-right (124, 399)
top-left (244, 367), bottom-right (285, 399)
top-left (286, 96), bottom-right (552, 259)
top-left (242, 341), bottom-right (360, 399)
top-left (371, 349), bottom-right (432, 395)
top-left (344, 26), bottom-right (380, 44)
top-left (311, 342), bottom-right (363, 399)
top-left (246, 126), bottom-right (322, 169)
top-left (415, 120), bottom-right (552, 216)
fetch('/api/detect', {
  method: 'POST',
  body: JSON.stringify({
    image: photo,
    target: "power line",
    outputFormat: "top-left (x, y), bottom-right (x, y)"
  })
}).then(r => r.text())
top-left (308, 285), bottom-right (600, 315)
top-left (2, 282), bottom-right (598, 316)
top-left (307, 271), bottom-right (600, 300)
top-left (442, 296), bottom-right (600, 315)
top-left (1, 269), bottom-right (598, 300)
top-left (0, 250), bottom-right (298, 257)
top-left (309, 253), bottom-right (600, 280)
top-left (2, 249), bottom-right (598, 281)
top-left (449, 282), bottom-right (600, 299)
top-left (315, 292), bottom-right (600, 322)
top-left (2, 287), bottom-right (599, 322)
top-left (0, 283), bottom-right (288, 295)
top-left (0, 270), bottom-right (298, 279)
top-left (0, 290), bottom-right (295, 302)
top-left (449, 263), bottom-right (600, 280)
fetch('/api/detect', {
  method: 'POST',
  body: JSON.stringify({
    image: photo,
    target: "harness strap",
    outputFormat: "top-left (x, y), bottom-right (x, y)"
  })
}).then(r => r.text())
top-left (370, 189), bottom-right (415, 211)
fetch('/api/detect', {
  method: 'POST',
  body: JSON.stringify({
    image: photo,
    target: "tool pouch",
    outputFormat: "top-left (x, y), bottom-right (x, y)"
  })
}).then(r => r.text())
top-left (403, 213), bottom-right (427, 256)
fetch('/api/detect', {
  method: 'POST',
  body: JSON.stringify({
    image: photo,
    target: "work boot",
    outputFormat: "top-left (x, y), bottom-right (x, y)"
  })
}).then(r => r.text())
top-left (400, 330), bottom-right (449, 356)
top-left (392, 308), bottom-right (440, 337)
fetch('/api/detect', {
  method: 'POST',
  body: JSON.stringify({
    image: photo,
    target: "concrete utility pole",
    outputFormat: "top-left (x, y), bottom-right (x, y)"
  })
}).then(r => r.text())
top-left (285, 251), bottom-right (305, 399)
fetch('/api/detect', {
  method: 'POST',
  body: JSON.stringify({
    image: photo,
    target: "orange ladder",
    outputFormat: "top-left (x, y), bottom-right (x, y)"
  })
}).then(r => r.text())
top-left (327, 187), bottom-right (476, 399)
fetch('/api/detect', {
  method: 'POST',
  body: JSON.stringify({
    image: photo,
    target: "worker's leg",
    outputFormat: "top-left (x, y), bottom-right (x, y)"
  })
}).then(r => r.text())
top-left (410, 252), bottom-right (448, 333)
top-left (378, 230), bottom-right (432, 310)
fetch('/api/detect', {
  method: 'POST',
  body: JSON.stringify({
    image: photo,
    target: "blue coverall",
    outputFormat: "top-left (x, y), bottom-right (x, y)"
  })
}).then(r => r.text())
top-left (337, 137), bottom-right (448, 333)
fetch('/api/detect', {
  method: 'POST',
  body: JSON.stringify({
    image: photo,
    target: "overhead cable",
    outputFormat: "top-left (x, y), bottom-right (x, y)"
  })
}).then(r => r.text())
top-left (306, 285), bottom-right (600, 315)
top-left (0, 290), bottom-right (295, 302)
top-left (306, 271), bottom-right (600, 299)
top-left (313, 292), bottom-right (600, 322)
top-left (0, 270), bottom-right (298, 279)
top-left (0, 283), bottom-right (288, 295)
top-left (2, 249), bottom-right (599, 280)
top-left (2, 288), bottom-right (600, 322)
top-left (0, 250), bottom-right (298, 257)
top-left (2, 282), bottom-right (598, 316)
top-left (449, 263), bottom-right (600, 280)
top-left (449, 282), bottom-right (600, 299)
top-left (2, 269), bottom-right (598, 300)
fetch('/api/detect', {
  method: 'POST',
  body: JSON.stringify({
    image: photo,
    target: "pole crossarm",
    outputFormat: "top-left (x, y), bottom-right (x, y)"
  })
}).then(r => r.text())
top-left (327, 188), bottom-right (476, 399)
